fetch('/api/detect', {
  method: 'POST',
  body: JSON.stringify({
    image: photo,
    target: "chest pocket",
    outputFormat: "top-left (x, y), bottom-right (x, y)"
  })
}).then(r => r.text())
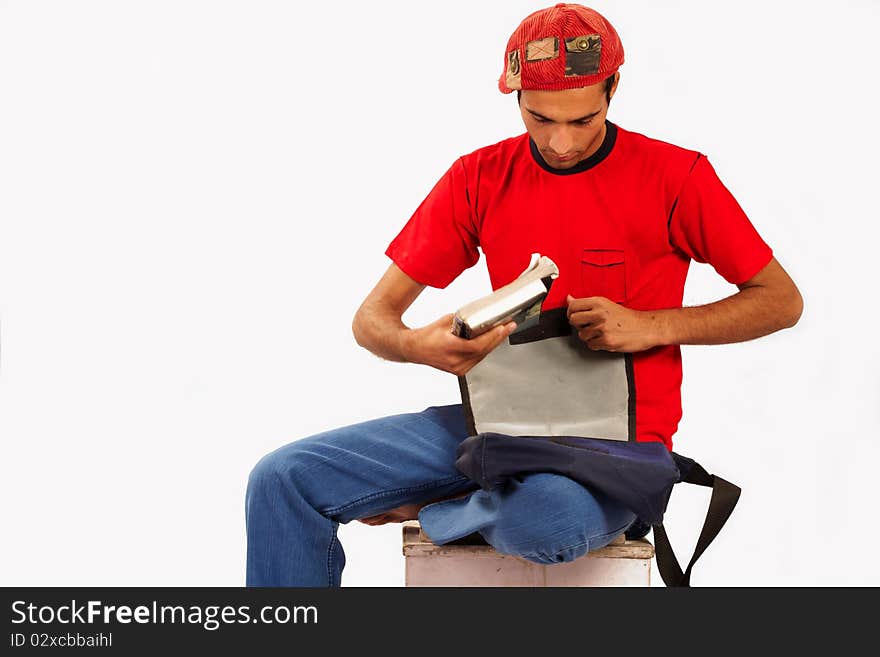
top-left (580, 248), bottom-right (627, 303)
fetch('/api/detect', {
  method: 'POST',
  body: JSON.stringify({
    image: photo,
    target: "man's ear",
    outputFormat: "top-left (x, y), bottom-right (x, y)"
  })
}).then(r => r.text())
top-left (609, 72), bottom-right (620, 101)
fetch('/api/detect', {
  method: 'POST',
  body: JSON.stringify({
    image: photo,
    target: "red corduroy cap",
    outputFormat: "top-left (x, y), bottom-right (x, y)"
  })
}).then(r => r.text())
top-left (498, 3), bottom-right (624, 94)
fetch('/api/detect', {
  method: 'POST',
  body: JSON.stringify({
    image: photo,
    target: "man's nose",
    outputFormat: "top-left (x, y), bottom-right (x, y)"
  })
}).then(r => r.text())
top-left (548, 128), bottom-right (574, 155)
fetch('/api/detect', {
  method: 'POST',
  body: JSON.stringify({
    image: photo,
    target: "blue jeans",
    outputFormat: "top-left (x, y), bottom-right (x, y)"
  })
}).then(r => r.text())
top-left (245, 403), bottom-right (636, 586)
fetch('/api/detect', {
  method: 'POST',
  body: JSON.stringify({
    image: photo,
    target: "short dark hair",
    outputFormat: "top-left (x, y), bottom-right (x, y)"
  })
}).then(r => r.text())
top-left (516, 73), bottom-right (616, 106)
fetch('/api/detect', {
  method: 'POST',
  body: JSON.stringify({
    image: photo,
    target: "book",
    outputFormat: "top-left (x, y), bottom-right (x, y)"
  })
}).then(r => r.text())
top-left (451, 253), bottom-right (559, 339)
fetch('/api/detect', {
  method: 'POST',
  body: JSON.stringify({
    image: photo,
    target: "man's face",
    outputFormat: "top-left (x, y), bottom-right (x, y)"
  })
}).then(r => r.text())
top-left (519, 74), bottom-right (618, 169)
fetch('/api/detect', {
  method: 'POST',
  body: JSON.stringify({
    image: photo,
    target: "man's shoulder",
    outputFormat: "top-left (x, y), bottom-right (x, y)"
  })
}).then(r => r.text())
top-left (458, 133), bottom-right (529, 168)
top-left (615, 123), bottom-right (703, 169)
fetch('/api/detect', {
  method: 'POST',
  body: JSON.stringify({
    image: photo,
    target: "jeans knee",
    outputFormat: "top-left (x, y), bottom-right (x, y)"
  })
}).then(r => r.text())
top-left (514, 517), bottom-right (636, 564)
top-left (490, 518), bottom-right (590, 564)
top-left (246, 446), bottom-right (299, 503)
top-left (247, 452), bottom-right (278, 504)
top-left (489, 512), bottom-right (636, 565)
top-left (519, 540), bottom-right (590, 565)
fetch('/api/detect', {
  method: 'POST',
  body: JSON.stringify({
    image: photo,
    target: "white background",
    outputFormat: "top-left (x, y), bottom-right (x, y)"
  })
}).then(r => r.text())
top-left (1, 0), bottom-right (878, 586)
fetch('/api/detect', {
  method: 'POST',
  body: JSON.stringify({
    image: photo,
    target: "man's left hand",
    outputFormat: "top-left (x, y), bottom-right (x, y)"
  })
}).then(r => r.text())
top-left (566, 294), bottom-right (665, 353)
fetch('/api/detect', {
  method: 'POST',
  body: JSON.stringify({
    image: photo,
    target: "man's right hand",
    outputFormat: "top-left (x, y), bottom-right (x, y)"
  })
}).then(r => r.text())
top-left (402, 313), bottom-right (516, 376)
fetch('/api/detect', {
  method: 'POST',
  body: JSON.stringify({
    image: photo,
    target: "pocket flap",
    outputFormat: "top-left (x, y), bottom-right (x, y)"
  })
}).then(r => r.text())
top-left (581, 248), bottom-right (625, 267)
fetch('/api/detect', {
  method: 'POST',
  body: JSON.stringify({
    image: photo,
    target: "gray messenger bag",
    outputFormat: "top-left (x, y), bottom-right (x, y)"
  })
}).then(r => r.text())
top-left (455, 307), bottom-right (741, 587)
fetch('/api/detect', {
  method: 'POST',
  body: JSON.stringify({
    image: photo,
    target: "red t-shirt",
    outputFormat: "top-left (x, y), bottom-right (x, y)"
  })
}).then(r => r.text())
top-left (385, 121), bottom-right (773, 450)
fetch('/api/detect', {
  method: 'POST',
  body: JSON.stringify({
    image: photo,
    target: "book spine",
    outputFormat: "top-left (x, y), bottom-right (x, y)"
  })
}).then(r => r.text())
top-left (451, 315), bottom-right (471, 339)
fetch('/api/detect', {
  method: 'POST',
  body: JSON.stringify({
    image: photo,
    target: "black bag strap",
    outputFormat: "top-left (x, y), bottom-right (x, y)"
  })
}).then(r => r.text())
top-left (652, 457), bottom-right (741, 587)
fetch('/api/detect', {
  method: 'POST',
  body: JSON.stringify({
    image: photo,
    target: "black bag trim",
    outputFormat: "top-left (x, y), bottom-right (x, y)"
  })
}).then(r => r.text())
top-left (457, 374), bottom-right (478, 437)
top-left (652, 453), bottom-right (742, 587)
top-left (625, 353), bottom-right (636, 442)
top-left (508, 306), bottom-right (570, 344)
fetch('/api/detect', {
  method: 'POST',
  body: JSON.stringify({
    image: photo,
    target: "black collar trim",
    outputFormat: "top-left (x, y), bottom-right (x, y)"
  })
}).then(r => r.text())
top-left (529, 120), bottom-right (618, 175)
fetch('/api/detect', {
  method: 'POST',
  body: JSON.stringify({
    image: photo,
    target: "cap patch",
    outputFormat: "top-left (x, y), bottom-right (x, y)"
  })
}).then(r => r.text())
top-left (564, 33), bottom-right (601, 77)
top-left (505, 49), bottom-right (522, 90)
top-left (525, 36), bottom-right (559, 62)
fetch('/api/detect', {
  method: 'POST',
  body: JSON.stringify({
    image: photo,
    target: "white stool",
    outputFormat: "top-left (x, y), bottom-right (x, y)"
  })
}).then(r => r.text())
top-left (402, 520), bottom-right (654, 587)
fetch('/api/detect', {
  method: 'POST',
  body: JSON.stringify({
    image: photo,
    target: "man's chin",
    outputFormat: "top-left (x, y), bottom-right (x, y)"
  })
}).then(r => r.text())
top-left (546, 156), bottom-right (580, 169)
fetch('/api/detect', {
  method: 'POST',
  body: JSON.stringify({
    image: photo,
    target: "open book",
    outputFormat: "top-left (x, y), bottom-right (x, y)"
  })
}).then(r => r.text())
top-left (451, 253), bottom-right (559, 339)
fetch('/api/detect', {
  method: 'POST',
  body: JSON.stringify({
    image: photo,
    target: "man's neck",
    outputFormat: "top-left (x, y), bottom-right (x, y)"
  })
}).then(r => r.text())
top-left (576, 120), bottom-right (607, 165)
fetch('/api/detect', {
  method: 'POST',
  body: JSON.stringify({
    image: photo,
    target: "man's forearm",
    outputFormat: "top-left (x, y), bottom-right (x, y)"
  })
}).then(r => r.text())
top-left (652, 285), bottom-right (802, 347)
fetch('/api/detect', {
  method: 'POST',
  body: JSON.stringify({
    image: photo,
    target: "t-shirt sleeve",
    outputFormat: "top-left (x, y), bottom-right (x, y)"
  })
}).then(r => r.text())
top-left (668, 154), bottom-right (773, 285)
top-left (384, 157), bottom-right (480, 289)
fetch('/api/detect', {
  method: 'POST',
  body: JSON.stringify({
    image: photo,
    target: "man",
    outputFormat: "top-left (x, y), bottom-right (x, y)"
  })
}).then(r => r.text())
top-left (245, 3), bottom-right (802, 587)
